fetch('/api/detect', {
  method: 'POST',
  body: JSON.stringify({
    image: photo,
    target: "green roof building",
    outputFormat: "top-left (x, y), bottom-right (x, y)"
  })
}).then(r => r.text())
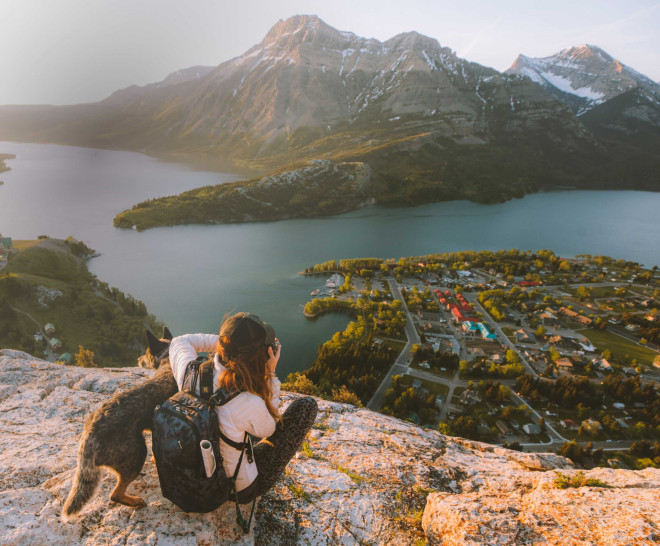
top-left (58, 353), bottom-right (73, 364)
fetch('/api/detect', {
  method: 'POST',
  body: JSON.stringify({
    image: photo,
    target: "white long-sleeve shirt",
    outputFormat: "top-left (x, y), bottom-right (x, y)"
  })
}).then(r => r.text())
top-left (168, 333), bottom-right (280, 491)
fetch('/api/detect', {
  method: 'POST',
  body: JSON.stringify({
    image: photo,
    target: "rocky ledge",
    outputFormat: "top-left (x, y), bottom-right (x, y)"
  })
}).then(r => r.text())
top-left (0, 350), bottom-right (658, 545)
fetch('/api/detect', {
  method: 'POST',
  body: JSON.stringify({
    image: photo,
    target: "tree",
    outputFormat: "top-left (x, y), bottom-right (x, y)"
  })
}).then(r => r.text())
top-left (535, 325), bottom-right (546, 338)
top-left (602, 349), bottom-right (612, 361)
top-left (576, 286), bottom-right (592, 302)
top-left (506, 349), bottom-right (521, 365)
top-left (74, 345), bottom-right (97, 368)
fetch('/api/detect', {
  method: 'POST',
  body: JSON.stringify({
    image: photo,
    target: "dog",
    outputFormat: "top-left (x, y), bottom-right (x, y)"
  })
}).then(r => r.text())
top-left (61, 327), bottom-right (177, 519)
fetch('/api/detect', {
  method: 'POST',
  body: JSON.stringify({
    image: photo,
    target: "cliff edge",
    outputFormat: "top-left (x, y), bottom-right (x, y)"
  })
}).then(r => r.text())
top-left (0, 350), bottom-right (658, 545)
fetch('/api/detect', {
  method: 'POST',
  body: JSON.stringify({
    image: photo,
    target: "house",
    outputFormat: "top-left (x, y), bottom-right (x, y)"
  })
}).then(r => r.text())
top-left (459, 390), bottom-right (482, 406)
top-left (514, 329), bottom-right (530, 342)
top-left (560, 419), bottom-right (578, 431)
top-left (491, 353), bottom-right (504, 364)
top-left (412, 379), bottom-right (423, 390)
top-left (612, 402), bottom-right (625, 410)
top-left (462, 321), bottom-right (479, 333)
top-left (607, 458), bottom-right (629, 469)
top-left (615, 418), bottom-right (629, 430)
top-left (57, 352), bottom-right (73, 365)
top-left (575, 315), bottom-right (593, 326)
top-left (581, 419), bottom-right (603, 433)
top-left (560, 306), bottom-right (579, 319)
top-left (578, 339), bottom-right (596, 352)
top-left (434, 396), bottom-right (444, 409)
top-left (48, 338), bottom-right (62, 351)
top-left (477, 323), bottom-right (497, 340)
top-left (622, 367), bottom-right (638, 376)
top-left (44, 323), bottom-right (55, 335)
top-left (593, 357), bottom-right (612, 371)
top-left (625, 324), bottom-right (640, 332)
top-left (556, 358), bottom-right (574, 372)
top-left (522, 423), bottom-right (541, 435)
top-left (538, 310), bottom-right (559, 326)
top-left (496, 420), bottom-right (511, 435)
top-left (0, 236), bottom-right (12, 250)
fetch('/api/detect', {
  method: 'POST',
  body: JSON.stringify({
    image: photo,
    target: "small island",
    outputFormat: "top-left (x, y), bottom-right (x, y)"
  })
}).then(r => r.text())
top-left (0, 152), bottom-right (15, 183)
top-left (286, 249), bottom-right (660, 470)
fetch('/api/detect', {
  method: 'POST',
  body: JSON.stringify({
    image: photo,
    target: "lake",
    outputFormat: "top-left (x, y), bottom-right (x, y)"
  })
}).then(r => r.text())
top-left (1, 141), bottom-right (659, 376)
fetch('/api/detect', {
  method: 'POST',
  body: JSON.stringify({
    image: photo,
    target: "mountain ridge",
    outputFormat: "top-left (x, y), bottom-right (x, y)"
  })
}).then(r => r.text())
top-left (0, 15), bottom-right (659, 225)
top-left (506, 44), bottom-right (660, 115)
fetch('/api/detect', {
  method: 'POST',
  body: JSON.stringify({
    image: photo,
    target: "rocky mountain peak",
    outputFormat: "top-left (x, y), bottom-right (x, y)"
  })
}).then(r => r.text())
top-left (384, 30), bottom-right (443, 53)
top-left (260, 14), bottom-right (346, 48)
top-left (560, 44), bottom-right (613, 63)
top-left (506, 44), bottom-right (660, 114)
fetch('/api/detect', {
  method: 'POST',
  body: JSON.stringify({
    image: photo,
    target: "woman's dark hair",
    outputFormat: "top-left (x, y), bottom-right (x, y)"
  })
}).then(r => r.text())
top-left (215, 334), bottom-right (280, 421)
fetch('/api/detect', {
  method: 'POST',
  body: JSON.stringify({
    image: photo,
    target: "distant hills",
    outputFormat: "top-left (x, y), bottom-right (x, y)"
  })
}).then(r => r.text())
top-left (1, 15), bottom-right (659, 226)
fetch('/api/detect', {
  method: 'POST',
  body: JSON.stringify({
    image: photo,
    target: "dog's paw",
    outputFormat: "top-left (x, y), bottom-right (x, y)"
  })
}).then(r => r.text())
top-left (111, 493), bottom-right (146, 509)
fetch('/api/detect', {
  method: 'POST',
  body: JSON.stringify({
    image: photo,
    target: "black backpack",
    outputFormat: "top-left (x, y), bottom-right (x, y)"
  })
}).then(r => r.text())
top-left (152, 357), bottom-right (256, 531)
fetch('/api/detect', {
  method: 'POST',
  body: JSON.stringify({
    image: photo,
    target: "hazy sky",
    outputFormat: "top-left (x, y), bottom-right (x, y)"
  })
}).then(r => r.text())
top-left (1, 0), bottom-right (659, 105)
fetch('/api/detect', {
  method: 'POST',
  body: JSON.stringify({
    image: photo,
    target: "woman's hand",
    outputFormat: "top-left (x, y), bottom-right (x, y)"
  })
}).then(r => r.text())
top-left (267, 339), bottom-right (280, 374)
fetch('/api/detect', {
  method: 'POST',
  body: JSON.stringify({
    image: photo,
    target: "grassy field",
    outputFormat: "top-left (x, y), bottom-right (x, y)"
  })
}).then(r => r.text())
top-left (567, 285), bottom-right (620, 299)
top-left (577, 328), bottom-right (659, 367)
top-left (410, 359), bottom-right (456, 378)
top-left (12, 240), bottom-right (40, 251)
top-left (399, 374), bottom-right (449, 398)
top-left (382, 339), bottom-right (406, 354)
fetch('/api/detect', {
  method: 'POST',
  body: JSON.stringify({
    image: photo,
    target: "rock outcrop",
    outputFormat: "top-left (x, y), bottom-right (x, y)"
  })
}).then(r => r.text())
top-left (1, 350), bottom-right (658, 545)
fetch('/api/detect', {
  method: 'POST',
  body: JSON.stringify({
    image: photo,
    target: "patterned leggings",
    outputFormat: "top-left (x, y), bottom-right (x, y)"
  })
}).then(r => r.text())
top-left (236, 396), bottom-right (318, 503)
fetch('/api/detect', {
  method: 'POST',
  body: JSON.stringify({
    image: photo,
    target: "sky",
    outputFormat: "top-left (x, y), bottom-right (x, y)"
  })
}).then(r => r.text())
top-left (1, 0), bottom-right (659, 105)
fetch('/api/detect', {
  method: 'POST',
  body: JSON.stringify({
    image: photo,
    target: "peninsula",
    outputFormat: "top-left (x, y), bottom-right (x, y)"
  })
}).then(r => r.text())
top-left (0, 153), bottom-right (14, 183)
top-left (288, 249), bottom-right (660, 470)
top-left (0, 236), bottom-right (161, 366)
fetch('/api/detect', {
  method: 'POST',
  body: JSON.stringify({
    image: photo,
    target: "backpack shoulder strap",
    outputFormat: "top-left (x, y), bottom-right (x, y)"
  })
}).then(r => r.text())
top-left (199, 360), bottom-right (215, 401)
top-left (181, 356), bottom-right (206, 393)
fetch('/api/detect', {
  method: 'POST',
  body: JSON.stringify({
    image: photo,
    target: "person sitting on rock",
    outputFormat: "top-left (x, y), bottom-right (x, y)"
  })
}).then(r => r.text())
top-left (168, 312), bottom-right (318, 503)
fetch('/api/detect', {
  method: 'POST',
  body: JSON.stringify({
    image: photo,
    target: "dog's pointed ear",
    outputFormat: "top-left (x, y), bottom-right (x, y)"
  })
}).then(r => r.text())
top-left (162, 326), bottom-right (173, 341)
top-left (145, 330), bottom-right (166, 354)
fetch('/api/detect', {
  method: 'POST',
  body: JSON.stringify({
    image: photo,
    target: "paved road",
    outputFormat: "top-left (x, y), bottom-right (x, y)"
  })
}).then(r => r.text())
top-left (521, 439), bottom-right (638, 453)
top-left (366, 278), bottom-right (420, 411)
top-left (508, 390), bottom-right (567, 445)
top-left (9, 305), bottom-right (56, 360)
top-left (465, 293), bottom-right (538, 376)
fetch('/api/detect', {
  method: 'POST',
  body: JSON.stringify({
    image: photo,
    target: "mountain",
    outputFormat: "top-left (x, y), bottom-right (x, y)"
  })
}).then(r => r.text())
top-left (506, 44), bottom-right (660, 115)
top-left (581, 87), bottom-right (660, 156)
top-left (0, 16), bottom-right (659, 221)
top-left (101, 65), bottom-right (215, 106)
top-left (2, 351), bottom-right (659, 544)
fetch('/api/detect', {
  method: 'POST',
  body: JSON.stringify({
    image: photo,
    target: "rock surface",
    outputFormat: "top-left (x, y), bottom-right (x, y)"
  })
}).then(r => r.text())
top-left (1, 350), bottom-right (658, 545)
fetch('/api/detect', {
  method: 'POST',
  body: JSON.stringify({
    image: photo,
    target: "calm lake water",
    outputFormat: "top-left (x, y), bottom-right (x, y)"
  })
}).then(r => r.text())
top-left (2, 141), bottom-right (659, 375)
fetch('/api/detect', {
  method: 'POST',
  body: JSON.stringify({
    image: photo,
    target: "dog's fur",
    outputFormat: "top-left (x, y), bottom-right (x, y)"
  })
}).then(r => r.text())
top-left (61, 327), bottom-right (177, 519)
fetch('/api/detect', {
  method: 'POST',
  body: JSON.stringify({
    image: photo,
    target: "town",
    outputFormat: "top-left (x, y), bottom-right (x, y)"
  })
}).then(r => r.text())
top-left (293, 250), bottom-right (660, 470)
